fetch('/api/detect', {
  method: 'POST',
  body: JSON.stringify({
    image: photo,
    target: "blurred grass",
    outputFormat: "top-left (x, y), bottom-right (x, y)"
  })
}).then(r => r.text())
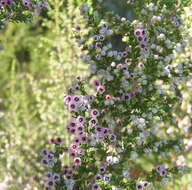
top-left (0, 1), bottom-right (88, 188)
top-left (0, 22), bottom-right (50, 189)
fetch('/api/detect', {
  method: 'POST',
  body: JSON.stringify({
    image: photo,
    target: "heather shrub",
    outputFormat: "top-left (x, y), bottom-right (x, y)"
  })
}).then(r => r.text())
top-left (0, 0), bottom-right (191, 190)
top-left (40, 0), bottom-right (192, 190)
top-left (0, 0), bottom-right (48, 27)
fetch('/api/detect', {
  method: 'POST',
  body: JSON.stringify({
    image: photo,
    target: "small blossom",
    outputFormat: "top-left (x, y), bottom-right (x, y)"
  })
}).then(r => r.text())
top-left (97, 85), bottom-right (105, 94)
top-left (91, 109), bottom-right (100, 117)
top-left (89, 118), bottom-right (98, 126)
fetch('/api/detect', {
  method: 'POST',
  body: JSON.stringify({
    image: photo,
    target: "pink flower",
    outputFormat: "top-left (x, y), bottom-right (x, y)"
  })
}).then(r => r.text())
top-left (45, 179), bottom-right (55, 187)
top-left (87, 95), bottom-right (96, 102)
top-left (73, 137), bottom-right (81, 145)
top-left (97, 85), bottom-right (105, 94)
top-left (64, 95), bottom-right (72, 105)
top-left (155, 164), bottom-right (167, 177)
top-left (69, 120), bottom-right (78, 128)
top-left (95, 126), bottom-right (103, 134)
top-left (22, 0), bottom-right (33, 9)
top-left (77, 116), bottom-right (85, 124)
top-left (0, 0), bottom-right (6, 7)
top-left (54, 137), bottom-right (62, 145)
top-left (89, 118), bottom-right (98, 126)
top-left (6, 0), bottom-right (15, 6)
top-left (93, 80), bottom-right (101, 88)
top-left (69, 128), bottom-right (76, 135)
top-left (0, 0), bottom-right (15, 7)
top-left (70, 144), bottom-right (79, 152)
top-left (71, 163), bottom-right (78, 170)
top-left (68, 101), bottom-right (78, 112)
top-left (134, 28), bottom-right (143, 37)
top-left (101, 128), bottom-right (109, 136)
top-left (62, 165), bottom-right (69, 174)
top-left (69, 151), bottom-right (76, 157)
top-left (72, 95), bottom-right (81, 103)
top-left (76, 125), bottom-right (84, 135)
top-left (91, 109), bottom-right (100, 117)
top-left (73, 157), bottom-right (81, 166)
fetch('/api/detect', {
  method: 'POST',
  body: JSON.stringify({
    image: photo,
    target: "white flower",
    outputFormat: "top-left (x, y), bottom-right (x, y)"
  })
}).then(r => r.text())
top-left (158, 33), bottom-right (166, 40)
top-left (151, 108), bottom-right (158, 113)
top-left (111, 62), bottom-right (116, 67)
top-left (106, 156), bottom-right (113, 164)
top-left (113, 156), bottom-right (120, 164)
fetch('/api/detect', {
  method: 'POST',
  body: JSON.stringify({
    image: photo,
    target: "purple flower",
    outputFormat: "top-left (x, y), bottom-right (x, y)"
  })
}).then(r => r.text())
top-left (95, 174), bottom-right (103, 180)
top-left (77, 116), bottom-right (85, 124)
top-left (121, 93), bottom-right (131, 101)
top-left (69, 120), bottom-right (77, 128)
top-left (92, 183), bottom-right (100, 190)
top-left (99, 166), bottom-right (106, 173)
top-left (89, 118), bottom-right (98, 126)
top-left (53, 173), bottom-right (60, 182)
top-left (93, 80), bottom-right (101, 88)
top-left (101, 128), bottom-right (109, 136)
top-left (68, 101), bottom-right (78, 112)
top-left (72, 95), bottom-right (81, 103)
top-left (22, 0), bottom-right (33, 9)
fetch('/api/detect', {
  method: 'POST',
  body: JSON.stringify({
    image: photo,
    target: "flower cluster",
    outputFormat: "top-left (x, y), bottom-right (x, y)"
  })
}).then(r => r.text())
top-left (40, 0), bottom-right (192, 189)
top-left (0, 0), bottom-right (49, 26)
top-left (134, 26), bottom-right (149, 54)
top-left (155, 165), bottom-right (167, 177)
top-left (41, 149), bottom-right (57, 168)
top-left (22, 0), bottom-right (48, 10)
top-left (64, 94), bottom-right (91, 112)
top-left (44, 171), bottom-right (60, 190)
top-left (136, 181), bottom-right (150, 190)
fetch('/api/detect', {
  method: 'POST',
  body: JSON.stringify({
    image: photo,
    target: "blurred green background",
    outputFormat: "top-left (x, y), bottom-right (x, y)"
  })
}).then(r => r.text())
top-left (0, 1), bottom-right (88, 189)
top-left (0, 0), bottom-right (191, 189)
